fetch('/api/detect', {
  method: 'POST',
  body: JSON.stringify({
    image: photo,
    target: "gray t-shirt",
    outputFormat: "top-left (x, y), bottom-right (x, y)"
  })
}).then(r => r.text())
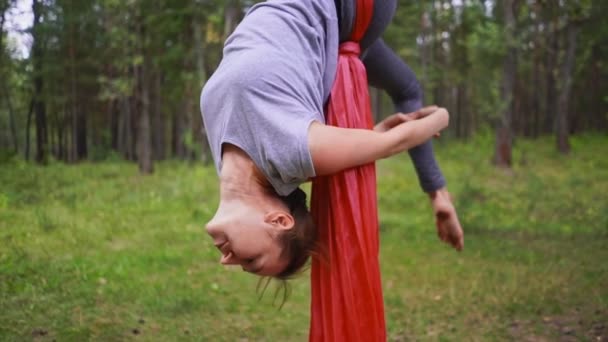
top-left (200, 0), bottom-right (338, 196)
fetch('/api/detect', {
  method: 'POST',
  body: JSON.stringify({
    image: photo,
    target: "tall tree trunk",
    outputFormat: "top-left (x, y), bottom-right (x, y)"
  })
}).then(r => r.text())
top-left (57, 111), bottom-right (64, 161)
top-left (32, 0), bottom-right (48, 164)
top-left (152, 70), bottom-right (164, 160)
top-left (180, 88), bottom-right (194, 160)
top-left (493, 0), bottom-right (517, 167)
top-left (25, 99), bottom-right (34, 160)
top-left (419, 11), bottom-right (431, 86)
top-left (127, 97), bottom-right (135, 160)
top-left (1, 7), bottom-right (19, 153)
top-left (136, 67), bottom-right (153, 173)
top-left (457, 83), bottom-right (468, 139)
top-left (69, 10), bottom-right (87, 161)
top-left (173, 104), bottom-right (189, 159)
top-left (532, 30), bottom-right (542, 137)
top-left (74, 107), bottom-right (87, 159)
top-left (1, 83), bottom-right (19, 152)
top-left (136, 58), bottom-right (153, 173)
top-left (118, 97), bottom-right (127, 157)
top-left (50, 107), bottom-right (59, 159)
top-left (555, 23), bottom-right (579, 154)
top-left (544, 16), bottom-right (558, 134)
top-left (110, 99), bottom-right (118, 151)
top-left (135, 5), bottom-right (153, 173)
top-left (193, 18), bottom-right (209, 163)
top-left (223, 0), bottom-right (241, 41)
top-left (118, 96), bottom-right (134, 160)
top-left (590, 47), bottom-right (605, 131)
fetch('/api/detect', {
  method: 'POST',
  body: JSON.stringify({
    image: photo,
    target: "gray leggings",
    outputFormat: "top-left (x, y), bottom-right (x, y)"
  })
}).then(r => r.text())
top-left (333, 0), bottom-right (446, 192)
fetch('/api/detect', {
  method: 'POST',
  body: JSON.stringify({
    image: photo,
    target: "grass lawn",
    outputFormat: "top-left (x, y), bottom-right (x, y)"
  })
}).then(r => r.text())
top-left (1, 134), bottom-right (607, 341)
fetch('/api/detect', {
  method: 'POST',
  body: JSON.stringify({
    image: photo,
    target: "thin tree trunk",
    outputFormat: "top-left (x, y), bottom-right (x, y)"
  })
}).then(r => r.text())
top-left (136, 26), bottom-right (153, 174)
top-left (32, 0), bottom-right (48, 164)
top-left (590, 47), bottom-right (605, 131)
top-left (454, 86), bottom-right (462, 138)
top-left (420, 11), bottom-right (431, 86)
top-left (110, 99), bottom-right (118, 151)
top-left (1, 83), bottom-right (19, 152)
top-left (172, 97), bottom-right (188, 159)
top-left (494, 0), bottom-right (517, 167)
top-left (25, 99), bottom-right (34, 160)
top-left (69, 14), bottom-right (87, 161)
top-left (152, 70), bottom-right (164, 160)
top-left (223, 0), bottom-right (240, 41)
top-left (180, 88), bottom-right (194, 160)
top-left (533, 31), bottom-right (542, 137)
top-left (544, 17), bottom-right (558, 134)
top-left (137, 73), bottom-right (153, 173)
top-left (119, 96), bottom-right (134, 160)
top-left (118, 97), bottom-right (127, 157)
top-left (171, 109), bottom-right (178, 157)
top-left (555, 23), bottom-right (579, 154)
top-left (193, 18), bottom-right (209, 162)
top-left (50, 105), bottom-right (59, 159)
top-left (74, 107), bottom-right (87, 159)
top-left (127, 97), bottom-right (135, 160)
top-left (57, 110), bottom-right (65, 161)
top-left (1, 8), bottom-right (19, 153)
top-left (457, 83), bottom-right (468, 139)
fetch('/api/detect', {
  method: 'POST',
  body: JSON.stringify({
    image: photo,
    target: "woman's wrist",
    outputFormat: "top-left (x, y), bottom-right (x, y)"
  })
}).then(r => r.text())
top-left (428, 187), bottom-right (450, 202)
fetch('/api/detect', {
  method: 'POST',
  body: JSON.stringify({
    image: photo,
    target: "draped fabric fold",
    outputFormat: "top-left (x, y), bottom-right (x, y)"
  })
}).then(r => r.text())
top-left (309, 0), bottom-right (385, 340)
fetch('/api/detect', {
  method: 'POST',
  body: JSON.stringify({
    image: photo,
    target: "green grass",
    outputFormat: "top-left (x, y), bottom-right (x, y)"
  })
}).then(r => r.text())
top-left (1, 134), bottom-right (607, 341)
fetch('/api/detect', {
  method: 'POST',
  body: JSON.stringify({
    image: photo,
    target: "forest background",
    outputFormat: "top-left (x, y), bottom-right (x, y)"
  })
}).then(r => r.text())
top-left (0, 0), bottom-right (606, 166)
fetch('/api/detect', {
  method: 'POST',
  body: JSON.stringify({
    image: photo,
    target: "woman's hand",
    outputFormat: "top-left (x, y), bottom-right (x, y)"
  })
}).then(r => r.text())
top-left (374, 106), bottom-right (439, 133)
top-left (429, 187), bottom-right (464, 251)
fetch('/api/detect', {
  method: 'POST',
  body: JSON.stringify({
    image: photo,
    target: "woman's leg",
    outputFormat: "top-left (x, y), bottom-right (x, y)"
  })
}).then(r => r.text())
top-left (336, 0), bottom-right (396, 50)
top-left (363, 38), bottom-right (446, 192)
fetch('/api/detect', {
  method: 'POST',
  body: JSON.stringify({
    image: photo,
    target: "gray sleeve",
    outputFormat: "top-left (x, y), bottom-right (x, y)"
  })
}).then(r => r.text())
top-left (362, 39), bottom-right (446, 192)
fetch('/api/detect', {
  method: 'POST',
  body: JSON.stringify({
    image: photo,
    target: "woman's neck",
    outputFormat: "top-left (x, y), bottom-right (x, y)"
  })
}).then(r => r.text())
top-left (219, 144), bottom-right (272, 201)
top-left (212, 144), bottom-right (289, 227)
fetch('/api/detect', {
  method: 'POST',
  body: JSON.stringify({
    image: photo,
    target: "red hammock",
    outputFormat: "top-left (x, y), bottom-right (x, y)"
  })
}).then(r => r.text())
top-left (309, 0), bottom-right (385, 341)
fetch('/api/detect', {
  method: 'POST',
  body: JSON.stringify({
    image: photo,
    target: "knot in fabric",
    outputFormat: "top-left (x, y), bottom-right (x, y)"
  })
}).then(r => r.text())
top-left (338, 41), bottom-right (361, 57)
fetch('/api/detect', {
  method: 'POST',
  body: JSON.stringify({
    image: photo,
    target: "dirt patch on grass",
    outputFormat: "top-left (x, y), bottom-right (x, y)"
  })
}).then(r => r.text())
top-left (508, 308), bottom-right (607, 341)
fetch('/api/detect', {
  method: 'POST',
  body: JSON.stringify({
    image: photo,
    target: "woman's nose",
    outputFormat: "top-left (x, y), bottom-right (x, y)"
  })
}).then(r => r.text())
top-left (205, 222), bottom-right (218, 237)
top-left (220, 252), bottom-right (240, 265)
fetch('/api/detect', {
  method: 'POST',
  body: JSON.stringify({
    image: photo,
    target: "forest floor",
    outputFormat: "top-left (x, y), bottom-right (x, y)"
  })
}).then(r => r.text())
top-left (1, 134), bottom-right (607, 341)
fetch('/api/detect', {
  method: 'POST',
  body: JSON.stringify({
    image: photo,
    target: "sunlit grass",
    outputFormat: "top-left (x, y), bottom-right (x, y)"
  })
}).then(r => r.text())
top-left (1, 134), bottom-right (606, 341)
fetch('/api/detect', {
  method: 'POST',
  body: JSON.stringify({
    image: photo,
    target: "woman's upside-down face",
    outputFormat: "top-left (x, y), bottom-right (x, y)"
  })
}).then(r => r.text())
top-left (205, 206), bottom-right (291, 276)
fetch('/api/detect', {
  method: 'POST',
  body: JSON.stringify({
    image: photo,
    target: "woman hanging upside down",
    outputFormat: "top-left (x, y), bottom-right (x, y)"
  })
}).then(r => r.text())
top-left (200, 0), bottom-right (464, 279)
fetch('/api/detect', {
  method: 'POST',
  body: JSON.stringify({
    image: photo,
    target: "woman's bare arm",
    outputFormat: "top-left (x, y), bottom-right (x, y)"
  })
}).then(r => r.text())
top-left (309, 107), bottom-right (449, 176)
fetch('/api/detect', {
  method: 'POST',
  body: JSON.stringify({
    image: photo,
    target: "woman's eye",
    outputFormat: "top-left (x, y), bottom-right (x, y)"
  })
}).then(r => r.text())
top-left (246, 258), bottom-right (255, 264)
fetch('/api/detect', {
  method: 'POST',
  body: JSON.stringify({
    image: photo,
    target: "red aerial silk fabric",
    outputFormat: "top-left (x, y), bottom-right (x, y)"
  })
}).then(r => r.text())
top-left (309, 0), bottom-right (385, 341)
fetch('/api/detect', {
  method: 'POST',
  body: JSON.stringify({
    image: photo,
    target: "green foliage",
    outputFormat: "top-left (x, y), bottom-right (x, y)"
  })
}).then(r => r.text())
top-left (2, 0), bottom-right (607, 163)
top-left (467, 20), bottom-right (505, 63)
top-left (1, 135), bottom-right (606, 340)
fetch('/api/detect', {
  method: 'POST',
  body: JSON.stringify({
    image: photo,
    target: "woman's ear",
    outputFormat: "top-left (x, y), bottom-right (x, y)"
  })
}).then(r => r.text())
top-left (265, 211), bottom-right (295, 230)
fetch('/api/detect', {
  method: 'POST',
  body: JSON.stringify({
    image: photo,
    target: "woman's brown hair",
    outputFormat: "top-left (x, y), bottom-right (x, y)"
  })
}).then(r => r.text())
top-left (275, 187), bottom-right (317, 279)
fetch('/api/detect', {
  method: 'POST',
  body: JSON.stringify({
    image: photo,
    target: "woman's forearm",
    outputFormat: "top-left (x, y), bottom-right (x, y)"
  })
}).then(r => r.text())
top-left (309, 109), bottom-right (447, 176)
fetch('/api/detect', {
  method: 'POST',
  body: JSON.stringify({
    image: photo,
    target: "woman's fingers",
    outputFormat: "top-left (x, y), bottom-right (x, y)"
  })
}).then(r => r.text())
top-left (400, 106), bottom-right (441, 122)
top-left (416, 105), bottom-right (439, 118)
top-left (375, 106), bottom-right (444, 133)
top-left (386, 114), bottom-right (407, 126)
